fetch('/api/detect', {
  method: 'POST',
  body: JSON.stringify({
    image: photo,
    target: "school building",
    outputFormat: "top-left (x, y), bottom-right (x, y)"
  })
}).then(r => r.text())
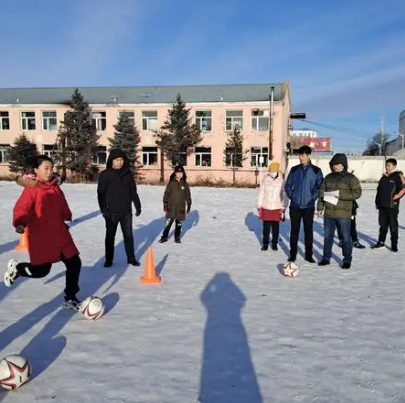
top-left (0, 82), bottom-right (293, 184)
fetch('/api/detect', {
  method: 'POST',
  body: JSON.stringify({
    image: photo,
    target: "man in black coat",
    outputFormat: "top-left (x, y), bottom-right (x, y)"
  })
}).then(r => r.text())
top-left (97, 148), bottom-right (142, 267)
top-left (372, 158), bottom-right (405, 252)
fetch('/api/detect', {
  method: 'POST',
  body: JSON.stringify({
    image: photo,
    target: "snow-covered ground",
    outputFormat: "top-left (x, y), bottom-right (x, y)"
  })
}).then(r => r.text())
top-left (0, 181), bottom-right (404, 403)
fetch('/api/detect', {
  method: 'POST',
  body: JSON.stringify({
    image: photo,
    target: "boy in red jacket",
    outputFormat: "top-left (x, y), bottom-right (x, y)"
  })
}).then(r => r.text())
top-left (4, 155), bottom-right (82, 310)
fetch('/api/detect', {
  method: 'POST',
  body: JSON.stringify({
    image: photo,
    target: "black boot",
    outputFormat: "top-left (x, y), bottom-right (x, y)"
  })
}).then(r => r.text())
top-left (271, 243), bottom-right (278, 251)
top-left (128, 258), bottom-right (140, 266)
top-left (392, 242), bottom-right (398, 252)
top-left (341, 262), bottom-right (351, 269)
top-left (158, 237), bottom-right (168, 243)
top-left (353, 240), bottom-right (365, 249)
top-left (261, 244), bottom-right (268, 251)
top-left (371, 241), bottom-right (385, 249)
top-left (305, 255), bottom-right (316, 263)
top-left (104, 261), bottom-right (113, 268)
top-left (318, 259), bottom-right (330, 266)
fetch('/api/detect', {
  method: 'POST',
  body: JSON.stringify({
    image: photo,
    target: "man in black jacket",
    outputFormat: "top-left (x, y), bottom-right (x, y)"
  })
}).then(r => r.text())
top-left (97, 149), bottom-right (142, 267)
top-left (372, 158), bottom-right (405, 252)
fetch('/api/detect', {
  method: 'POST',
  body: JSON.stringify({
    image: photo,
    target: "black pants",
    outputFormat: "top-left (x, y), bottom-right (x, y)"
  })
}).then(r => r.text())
top-left (378, 207), bottom-right (399, 246)
top-left (105, 213), bottom-right (135, 264)
top-left (161, 219), bottom-right (182, 240)
top-left (16, 254), bottom-right (81, 299)
top-left (289, 207), bottom-right (315, 259)
top-left (337, 217), bottom-right (358, 242)
top-left (262, 221), bottom-right (280, 246)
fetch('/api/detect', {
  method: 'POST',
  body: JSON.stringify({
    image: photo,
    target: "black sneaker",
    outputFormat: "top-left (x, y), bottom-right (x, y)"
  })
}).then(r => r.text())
top-left (288, 256), bottom-right (296, 262)
top-left (392, 244), bottom-right (398, 252)
top-left (63, 296), bottom-right (81, 310)
top-left (103, 261), bottom-right (113, 268)
top-left (261, 244), bottom-right (268, 251)
top-left (353, 241), bottom-right (365, 249)
top-left (271, 244), bottom-right (278, 251)
top-left (318, 259), bottom-right (330, 266)
top-left (341, 262), bottom-right (351, 269)
top-left (128, 259), bottom-right (140, 266)
top-left (305, 256), bottom-right (316, 263)
top-left (158, 237), bottom-right (168, 243)
top-left (371, 242), bottom-right (385, 249)
top-left (175, 238), bottom-right (181, 244)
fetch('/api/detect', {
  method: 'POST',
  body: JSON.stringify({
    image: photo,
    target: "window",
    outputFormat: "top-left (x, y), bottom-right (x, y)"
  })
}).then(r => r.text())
top-left (195, 147), bottom-right (211, 167)
top-left (93, 146), bottom-right (107, 165)
top-left (92, 111), bottom-right (107, 131)
top-left (142, 111), bottom-right (158, 131)
top-left (171, 147), bottom-right (187, 166)
top-left (225, 110), bottom-right (243, 131)
top-left (142, 146), bottom-right (158, 166)
top-left (43, 144), bottom-right (55, 157)
top-left (225, 147), bottom-right (243, 168)
top-left (250, 146), bottom-right (269, 167)
top-left (119, 110), bottom-right (135, 125)
top-left (0, 144), bottom-right (10, 163)
top-left (251, 110), bottom-right (269, 131)
top-left (195, 110), bottom-right (212, 132)
top-left (0, 112), bottom-right (10, 130)
top-left (21, 112), bottom-right (36, 130)
top-left (42, 111), bottom-right (58, 131)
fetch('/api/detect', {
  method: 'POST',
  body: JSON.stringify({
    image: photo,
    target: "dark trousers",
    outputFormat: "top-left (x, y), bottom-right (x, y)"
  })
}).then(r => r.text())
top-left (105, 213), bottom-right (135, 264)
top-left (378, 207), bottom-right (399, 246)
top-left (262, 221), bottom-right (280, 246)
top-left (161, 219), bottom-right (182, 240)
top-left (289, 207), bottom-right (315, 259)
top-left (323, 217), bottom-right (352, 264)
top-left (16, 254), bottom-right (81, 299)
top-left (337, 217), bottom-right (358, 242)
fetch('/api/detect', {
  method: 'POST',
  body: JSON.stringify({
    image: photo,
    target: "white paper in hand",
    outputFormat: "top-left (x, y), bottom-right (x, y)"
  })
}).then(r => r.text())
top-left (324, 190), bottom-right (339, 206)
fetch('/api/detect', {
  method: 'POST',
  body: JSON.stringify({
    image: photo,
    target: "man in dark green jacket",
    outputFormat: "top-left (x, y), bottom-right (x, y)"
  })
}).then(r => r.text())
top-left (316, 153), bottom-right (362, 269)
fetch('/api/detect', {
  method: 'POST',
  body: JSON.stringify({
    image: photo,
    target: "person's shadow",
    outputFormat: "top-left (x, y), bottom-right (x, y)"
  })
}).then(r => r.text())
top-left (199, 272), bottom-right (262, 403)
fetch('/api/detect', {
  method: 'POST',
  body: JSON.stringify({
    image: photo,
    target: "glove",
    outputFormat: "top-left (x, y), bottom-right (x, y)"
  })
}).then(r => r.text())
top-left (15, 225), bottom-right (25, 234)
top-left (258, 207), bottom-right (263, 219)
top-left (280, 210), bottom-right (285, 222)
top-left (102, 211), bottom-right (111, 221)
top-left (135, 210), bottom-right (141, 217)
top-left (187, 204), bottom-right (191, 214)
top-left (163, 203), bottom-right (168, 213)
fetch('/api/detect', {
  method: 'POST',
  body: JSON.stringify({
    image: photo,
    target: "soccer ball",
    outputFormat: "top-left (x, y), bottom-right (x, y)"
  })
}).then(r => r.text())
top-left (0, 355), bottom-right (31, 390)
top-left (283, 262), bottom-right (299, 278)
top-left (80, 296), bottom-right (105, 321)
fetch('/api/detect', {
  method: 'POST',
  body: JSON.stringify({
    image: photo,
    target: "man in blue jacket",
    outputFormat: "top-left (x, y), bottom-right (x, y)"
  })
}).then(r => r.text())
top-left (285, 146), bottom-right (323, 263)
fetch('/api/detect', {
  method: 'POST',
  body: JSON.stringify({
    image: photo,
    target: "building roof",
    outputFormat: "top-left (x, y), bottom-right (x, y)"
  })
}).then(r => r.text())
top-left (0, 82), bottom-right (287, 105)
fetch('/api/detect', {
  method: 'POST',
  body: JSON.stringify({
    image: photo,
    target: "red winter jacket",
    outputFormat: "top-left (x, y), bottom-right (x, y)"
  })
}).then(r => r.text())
top-left (13, 178), bottom-right (79, 266)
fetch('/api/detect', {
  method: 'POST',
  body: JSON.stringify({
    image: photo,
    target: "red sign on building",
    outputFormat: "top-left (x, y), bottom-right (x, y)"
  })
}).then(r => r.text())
top-left (291, 137), bottom-right (331, 152)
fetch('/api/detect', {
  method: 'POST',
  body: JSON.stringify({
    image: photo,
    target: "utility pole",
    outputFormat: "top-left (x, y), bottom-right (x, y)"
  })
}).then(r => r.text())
top-left (379, 116), bottom-right (385, 156)
top-left (268, 86), bottom-right (275, 160)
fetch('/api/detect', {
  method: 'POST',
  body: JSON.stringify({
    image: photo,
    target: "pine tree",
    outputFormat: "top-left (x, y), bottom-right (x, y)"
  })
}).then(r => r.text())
top-left (109, 113), bottom-right (141, 171)
top-left (55, 88), bottom-right (99, 181)
top-left (224, 125), bottom-right (248, 186)
top-left (7, 133), bottom-right (38, 174)
top-left (155, 94), bottom-right (202, 181)
top-left (109, 112), bottom-right (142, 180)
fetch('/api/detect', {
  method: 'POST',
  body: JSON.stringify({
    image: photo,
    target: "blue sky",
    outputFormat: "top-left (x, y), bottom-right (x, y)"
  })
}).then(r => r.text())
top-left (1, 0), bottom-right (405, 153)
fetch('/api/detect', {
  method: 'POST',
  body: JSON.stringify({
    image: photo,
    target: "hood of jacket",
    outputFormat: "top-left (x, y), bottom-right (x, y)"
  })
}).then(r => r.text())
top-left (106, 148), bottom-right (130, 175)
top-left (169, 165), bottom-right (187, 181)
top-left (329, 153), bottom-right (348, 171)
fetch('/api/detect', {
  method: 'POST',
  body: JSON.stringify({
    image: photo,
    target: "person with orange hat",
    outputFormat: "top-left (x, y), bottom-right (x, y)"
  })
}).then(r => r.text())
top-left (257, 161), bottom-right (289, 251)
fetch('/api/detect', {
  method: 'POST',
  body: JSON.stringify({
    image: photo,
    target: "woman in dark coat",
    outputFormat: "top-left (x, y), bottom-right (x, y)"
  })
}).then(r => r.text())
top-left (158, 165), bottom-right (192, 244)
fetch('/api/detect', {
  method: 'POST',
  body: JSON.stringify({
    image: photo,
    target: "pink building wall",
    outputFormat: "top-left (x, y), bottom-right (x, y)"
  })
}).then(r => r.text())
top-left (0, 85), bottom-right (292, 184)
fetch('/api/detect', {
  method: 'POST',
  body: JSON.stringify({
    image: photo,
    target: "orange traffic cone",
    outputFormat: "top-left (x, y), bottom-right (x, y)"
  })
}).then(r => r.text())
top-left (15, 230), bottom-right (28, 251)
top-left (140, 246), bottom-right (161, 284)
